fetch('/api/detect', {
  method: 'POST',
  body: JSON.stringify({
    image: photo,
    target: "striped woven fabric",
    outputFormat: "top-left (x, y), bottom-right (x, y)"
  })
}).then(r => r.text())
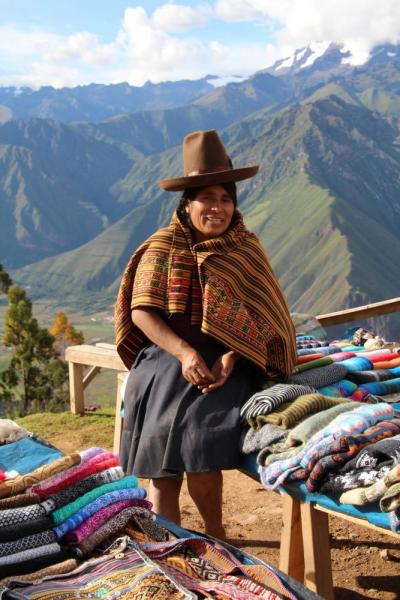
top-left (115, 210), bottom-right (296, 378)
top-left (240, 383), bottom-right (316, 424)
top-left (252, 393), bottom-right (348, 430)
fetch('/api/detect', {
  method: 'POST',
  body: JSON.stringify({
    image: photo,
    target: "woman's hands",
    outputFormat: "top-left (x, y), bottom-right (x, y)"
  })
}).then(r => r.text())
top-left (181, 349), bottom-right (215, 387)
top-left (200, 351), bottom-right (238, 394)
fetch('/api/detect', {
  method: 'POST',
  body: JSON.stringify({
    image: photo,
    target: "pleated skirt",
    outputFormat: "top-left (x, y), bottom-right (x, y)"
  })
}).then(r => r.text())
top-left (120, 343), bottom-right (256, 478)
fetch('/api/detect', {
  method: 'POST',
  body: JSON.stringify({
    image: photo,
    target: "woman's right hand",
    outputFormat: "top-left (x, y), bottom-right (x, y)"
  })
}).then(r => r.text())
top-left (180, 348), bottom-right (215, 388)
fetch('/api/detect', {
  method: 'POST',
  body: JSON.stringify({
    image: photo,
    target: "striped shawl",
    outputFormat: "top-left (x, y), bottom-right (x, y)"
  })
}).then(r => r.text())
top-left (115, 210), bottom-right (296, 378)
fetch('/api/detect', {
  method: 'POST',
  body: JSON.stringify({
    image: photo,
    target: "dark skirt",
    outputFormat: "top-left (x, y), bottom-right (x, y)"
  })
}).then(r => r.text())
top-left (120, 343), bottom-right (256, 479)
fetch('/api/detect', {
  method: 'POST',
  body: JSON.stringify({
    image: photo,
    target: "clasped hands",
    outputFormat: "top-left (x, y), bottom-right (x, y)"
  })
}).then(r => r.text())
top-left (181, 348), bottom-right (237, 393)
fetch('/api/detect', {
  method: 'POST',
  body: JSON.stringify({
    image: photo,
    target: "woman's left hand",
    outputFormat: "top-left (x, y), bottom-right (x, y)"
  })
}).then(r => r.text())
top-left (199, 351), bottom-right (238, 393)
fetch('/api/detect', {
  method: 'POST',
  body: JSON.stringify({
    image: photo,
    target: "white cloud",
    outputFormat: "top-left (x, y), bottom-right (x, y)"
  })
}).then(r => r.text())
top-left (214, 0), bottom-right (400, 62)
top-left (152, 3), bottom-right (208, 32)
top-left (46, 32), bottom-right (116, 65)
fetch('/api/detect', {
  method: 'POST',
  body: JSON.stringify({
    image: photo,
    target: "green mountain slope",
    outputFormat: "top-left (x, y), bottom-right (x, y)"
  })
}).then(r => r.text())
top-left (15, 96), bottom-right (400, 325)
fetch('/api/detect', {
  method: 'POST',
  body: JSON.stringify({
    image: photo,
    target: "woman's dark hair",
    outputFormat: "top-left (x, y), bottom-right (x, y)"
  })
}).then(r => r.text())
top-left (177, 182), bottom-right (237, 224)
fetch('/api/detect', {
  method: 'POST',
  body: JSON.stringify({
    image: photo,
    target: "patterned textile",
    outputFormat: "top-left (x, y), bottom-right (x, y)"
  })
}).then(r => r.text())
top-left (259, 402), bottom-right (394, 488)
top-left (136, 537), bottom-right (294, 599)
top-left (318, 379), bottom-right (357, 397)
top-left (78, 447), bottom-right (105, 461)
top-left (289, 363), bottom-right (347, 387)
top-left (347, 369), bottom-right (398, 384)
top-left (30, 452), bottom-right (119, 499)
top-left (52, 475), bottom-right (138, 525)
top-left (160, 561), bottom-right (279, 600)
top-left (0, 453), bottom-right (80, 499)
top-left (252, 393), bottom-right (347, 430)
top-left (240, 383), bottom-right (316, 425)
top-left (329, 352), bottom-right (356, 362)
top-left (0, 492), bottom-right (40, 509)
top-left (240, 423), bottom-right (288, 454)
top-left (291, 356), bottom-right (333, 373)
top-left (321, 433), bottom-right (400, 495)
top-left (54, 488), bottom-right (148, 539)
top-left (76, 507), bottom-right (166, 556)
top-left (350, 378), bottom-right (400, 399)
top-left (305, 419), bottom-right (400, 492)
top-left (65, 499), bottom-right (144, 544)
top-left (0, 529), bottom-right (56, 557)
top-left (41, 466), bottom-right (124, 512)
top-left (0, 541), bottom-right (61, 567)
top-left (0, 558), bottom-right (78, 585)
top-left (257, 401), bottom-right (359, 467)
top-left (0, 503), bottom-right (51, 542)
top-left (3, 545), bottom-right (193, 599)
top-left (340, 463), bottom-right (400, 505)
top-left (380, 479), bottom-right (400, 512)
top-left (115, 210), bottom-right (297, 379)
top-left (297, 345), bottom-right (342, 356)
top-left (337, 356), bottom-right (373, 371)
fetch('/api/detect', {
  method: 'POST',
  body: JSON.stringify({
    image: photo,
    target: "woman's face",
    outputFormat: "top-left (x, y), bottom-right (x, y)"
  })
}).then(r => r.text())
top-left (185, 185), bottom-right (235, 242)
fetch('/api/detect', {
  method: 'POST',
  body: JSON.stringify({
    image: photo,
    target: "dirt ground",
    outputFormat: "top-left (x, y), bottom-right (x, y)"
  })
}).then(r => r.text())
top-left (176, 470), bottom-right (400, 600)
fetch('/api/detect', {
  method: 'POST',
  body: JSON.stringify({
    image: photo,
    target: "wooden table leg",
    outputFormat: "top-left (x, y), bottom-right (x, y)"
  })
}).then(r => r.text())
top-left (113, 372), bottom-right (126, 455)
top-left (68, 362), bottom-right (85, 415)
top-left (279, 493), bottom-right (305, 582)
top-left (300, 502), bottom-right (334, 600)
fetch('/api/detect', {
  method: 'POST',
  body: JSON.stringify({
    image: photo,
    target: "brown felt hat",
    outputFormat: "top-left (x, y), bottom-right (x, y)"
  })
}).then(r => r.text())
top-left (158, 129), bottom-right (259, 191)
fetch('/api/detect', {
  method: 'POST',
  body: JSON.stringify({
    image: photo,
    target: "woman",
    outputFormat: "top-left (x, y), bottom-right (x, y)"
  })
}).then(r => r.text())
top-left (115, 130), bottom-right (296, 538)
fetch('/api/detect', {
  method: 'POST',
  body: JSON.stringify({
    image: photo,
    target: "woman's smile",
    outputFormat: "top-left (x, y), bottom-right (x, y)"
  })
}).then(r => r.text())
top-left (185, 185), bottom-right (235, 242)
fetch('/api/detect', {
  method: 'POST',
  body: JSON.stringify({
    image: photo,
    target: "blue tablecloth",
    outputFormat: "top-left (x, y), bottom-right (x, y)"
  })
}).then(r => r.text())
top-left (240, 452), bottom-right (393, 531)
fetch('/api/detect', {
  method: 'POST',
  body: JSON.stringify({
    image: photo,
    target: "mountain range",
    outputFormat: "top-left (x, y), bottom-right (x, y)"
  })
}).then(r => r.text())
top-left (1, 42), bottom-right (400, 335)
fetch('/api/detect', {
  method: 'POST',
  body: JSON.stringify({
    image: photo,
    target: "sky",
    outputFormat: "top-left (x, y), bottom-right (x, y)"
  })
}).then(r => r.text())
top-left (0, 0), bottom-right (399, 88)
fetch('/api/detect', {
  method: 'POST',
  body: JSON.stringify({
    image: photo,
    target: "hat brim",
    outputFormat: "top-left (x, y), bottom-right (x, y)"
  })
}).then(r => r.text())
top-left (158, 165), bottom-right (259, 192)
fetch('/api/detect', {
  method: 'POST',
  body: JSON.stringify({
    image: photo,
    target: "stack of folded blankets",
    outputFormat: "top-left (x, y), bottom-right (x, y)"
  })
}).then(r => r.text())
top-left (240, 333), bottom-right (400, 532)
top-left (1, 421), bottom-right (300, 599)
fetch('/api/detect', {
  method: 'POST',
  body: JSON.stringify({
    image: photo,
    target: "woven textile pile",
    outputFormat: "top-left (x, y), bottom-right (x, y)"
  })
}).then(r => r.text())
top-left (0, 424), bottom-right (302, 599)
top-left (240, 333), bottom-right (400, 532)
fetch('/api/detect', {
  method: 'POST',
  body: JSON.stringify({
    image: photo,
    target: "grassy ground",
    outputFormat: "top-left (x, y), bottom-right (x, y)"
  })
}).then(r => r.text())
top-left (17, 409), bottom-right (115, 453)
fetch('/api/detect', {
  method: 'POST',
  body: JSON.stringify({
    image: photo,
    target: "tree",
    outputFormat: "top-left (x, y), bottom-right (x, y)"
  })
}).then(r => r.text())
top-left (0, 263), bottom-right (12, 295)
top-left (2, 285), bottom-right (56, 415)
top-left (49, 311), bottom-right (84, 357)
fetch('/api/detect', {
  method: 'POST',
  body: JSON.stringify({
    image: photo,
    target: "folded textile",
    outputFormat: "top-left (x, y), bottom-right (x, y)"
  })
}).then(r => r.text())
top-left (380, 478), bottom-right (400, 512)
top-left (259, 402), bottom-right (394, 489)
top-left (240, 384), bottom-right (316, 424)
top-left (329, 352), bottom-right (356, 362)
top-left (351, 378), bottom-right (400, 399)
top-left (0, 558), bottom-right (78, 585)
top-left (347, 369), bottom-right (397, 384)
top-left (240, 424), bottom-right (288, 454)
top-left (54, 487), bottom-right (148, 538)
top-left (0, 503), bottom-right (50, 543)
top-left (257, 401), bottom-right (359, 466)
top-left (0, 541), bottom-right (62, 569)
top-left (65, 499), bottom-right (149, 544)
top-left (0, 453), bottom-right (80, 500)
top-left (52, 475), bottom-right (138, 525)
top-left (0, 529), bottom-right (56, 557)
top-left (365, 351), bottom-right (400, 363)
top-left (289, 363), bottom-right (347, 387)
top-left (0, 544), bottom-right (73, 579)
top-left (337, 357), bottom-right (373, 372)
top-left (321, 433), bottom-right (400, 494)
top-left (297, 345), bottom-right (342, 356)
top-left (0, 437), bottom-right (63, 476)
top-left (40, 466), bottom-right (124, 513)
top-left (292, 357), bottom-right (333, 374)
top-left (77, 506), bottom-right (165, 555)
top-left (305, 419), bottom-right (400, 492)
top-left (0, 492), bottom-right (40, 509)
top-left (30, 452), bottom-right (119, 499)
top-left (340, 463), bottom-right (400, 506)
top-left (78, 447), bottom-right (105, 462)
top-left (252, 393), bottom-right (348, 430)
top-left (0, 419), bottom-right (29, 444)
top-left (374, 358), bottom-right (400, 369)
top-left (296, 353), bottom-right (325, 364)
top-left (318, 379), bottom-right (357, 397)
